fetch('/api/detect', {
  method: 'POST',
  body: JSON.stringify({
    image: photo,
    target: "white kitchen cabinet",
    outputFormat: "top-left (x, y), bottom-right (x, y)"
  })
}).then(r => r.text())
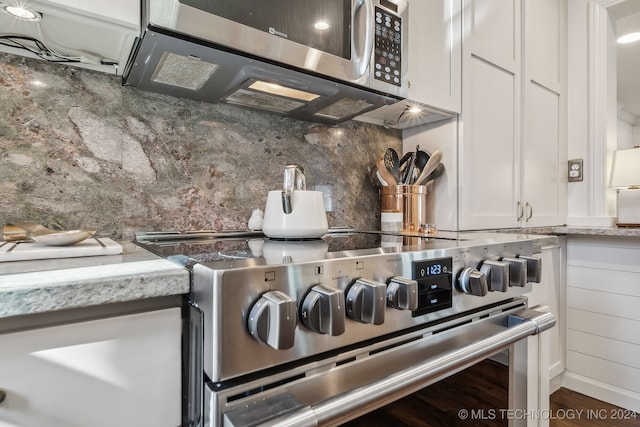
top-left (458, 0), bottom-right (522, 229)
top-left (0, 308), bottom-right (182, 427)
top-left (521, 0), bottom-right (566, 228)
top-left (406, 0), bottom-right (462, 113)
top-left (525, 245), bottom-right (565, 389)
top-left (458, 0), bottom-right (567, 230)
top-left (463, 0), bottom-right (520, 70)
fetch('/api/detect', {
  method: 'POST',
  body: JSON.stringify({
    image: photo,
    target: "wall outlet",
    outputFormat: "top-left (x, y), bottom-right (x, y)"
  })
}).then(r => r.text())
top-left (568, 159), bottom-right (583, 182)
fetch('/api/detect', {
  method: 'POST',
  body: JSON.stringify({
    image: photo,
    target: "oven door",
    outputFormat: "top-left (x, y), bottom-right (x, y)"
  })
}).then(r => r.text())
top-left (206, 302), bottom-right (555, 427)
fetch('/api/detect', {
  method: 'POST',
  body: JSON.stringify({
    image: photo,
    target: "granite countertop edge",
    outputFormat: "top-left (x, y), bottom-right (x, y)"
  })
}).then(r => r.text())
top-left (497, 226), bottom-right (640, 238)
top-left (0, 241), bottom-right (189, 319)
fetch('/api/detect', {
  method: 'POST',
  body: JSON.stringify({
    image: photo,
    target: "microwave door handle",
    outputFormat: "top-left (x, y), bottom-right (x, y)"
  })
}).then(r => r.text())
top-left (353, 0), bottom-right (374, 77)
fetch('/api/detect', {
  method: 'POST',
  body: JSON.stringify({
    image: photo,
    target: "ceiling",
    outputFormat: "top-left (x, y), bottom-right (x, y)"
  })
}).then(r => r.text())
top-left (607, 0), bottom-right (640, 118)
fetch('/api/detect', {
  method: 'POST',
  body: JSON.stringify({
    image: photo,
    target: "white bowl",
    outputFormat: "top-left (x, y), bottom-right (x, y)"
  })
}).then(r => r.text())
top-left (31, 230), bottom-right (95, 246)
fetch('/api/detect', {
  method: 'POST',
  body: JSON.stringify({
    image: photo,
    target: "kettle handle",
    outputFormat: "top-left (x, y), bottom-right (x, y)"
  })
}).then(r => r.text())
top-left (284, 164), bottom-right (306, 192)
top-left (281, 165), bottom-right (306, 214)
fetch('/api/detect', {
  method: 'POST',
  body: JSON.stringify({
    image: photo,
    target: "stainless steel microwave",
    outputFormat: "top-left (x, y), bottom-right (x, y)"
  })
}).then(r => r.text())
top-left (124, 0), bottom-right (408, 123)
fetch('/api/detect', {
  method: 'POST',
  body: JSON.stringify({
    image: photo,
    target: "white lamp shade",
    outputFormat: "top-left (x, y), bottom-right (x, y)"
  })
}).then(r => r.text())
top-left (610, 148), bottom-right (640, 188)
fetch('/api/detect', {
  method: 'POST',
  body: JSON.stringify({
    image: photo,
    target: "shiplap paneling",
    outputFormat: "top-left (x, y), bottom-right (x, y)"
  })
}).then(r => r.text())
top-left (567, 265), bottom-right (640, 296)
top-left (567, 350), bottom-right (640, 395)
top-left (565, 236), bottom-right (640, 410)
top-left (568, 308), bottom-right (640, 346)
top-left (568, 329), bottom-right (640, 370)
top-left (567, 241), bottom-right (640, 272)
top-left (567, 287), bottom-right (640, 321)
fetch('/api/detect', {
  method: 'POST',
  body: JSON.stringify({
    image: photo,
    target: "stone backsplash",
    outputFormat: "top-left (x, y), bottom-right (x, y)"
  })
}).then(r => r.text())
top-left (0, 53), bottom-right (401, 239)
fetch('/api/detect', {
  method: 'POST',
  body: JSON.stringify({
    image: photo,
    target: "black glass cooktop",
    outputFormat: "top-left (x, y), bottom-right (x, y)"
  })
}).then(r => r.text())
top-left (134, 230), bottom-right (464, 269)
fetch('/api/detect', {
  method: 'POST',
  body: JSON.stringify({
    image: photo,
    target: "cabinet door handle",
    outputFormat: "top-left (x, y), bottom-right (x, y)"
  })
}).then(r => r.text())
top-left (0, 388), bottom-right (6, 404)
top-left (517, 201), bottom-right (524, 221)
top-left (525, 202), bottom-right (533, 222)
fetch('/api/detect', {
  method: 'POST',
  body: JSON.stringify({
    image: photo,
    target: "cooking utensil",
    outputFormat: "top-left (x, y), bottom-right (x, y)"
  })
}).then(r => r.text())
top-left (376, 154), bottom-right (397, 185)
top-left (402, 149), bottom-right (417, 185)
top-left (415, 150), bottom-right (443, 185)
top-left (415, 149), bottom-right (430, 174)
top-left (397, 151), bottom-right (412, 183)
top-left (383, 148), bottom-right (400, 183)
top-left (376, 170), bottom-right (390, 186)
top-left (419, 162), bottom-right (445, 185)
top-left (369, 167), bottom-right (387, 187)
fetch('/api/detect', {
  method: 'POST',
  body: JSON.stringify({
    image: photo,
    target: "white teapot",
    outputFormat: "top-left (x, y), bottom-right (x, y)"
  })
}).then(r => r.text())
top-left (262, 165), bottom-right (328, 239)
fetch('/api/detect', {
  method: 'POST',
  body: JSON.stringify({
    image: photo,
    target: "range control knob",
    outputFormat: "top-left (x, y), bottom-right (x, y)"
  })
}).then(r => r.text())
top-left (300, 284), bottom-right (345, 336)
top-left (480, 260), bottom-right (510, 292)
top-left (247, 290), bottom-right (297, 349)
top-left (502, 257), bottom-right (528, 287)
top-left (519, 255), bottom-right (542, 283)
top-left (386, 276), bottom-right (418, 311)
top-left (457, 267), bottom-right (488, 296)
top-left (346, 278), bottom-right (386, 324)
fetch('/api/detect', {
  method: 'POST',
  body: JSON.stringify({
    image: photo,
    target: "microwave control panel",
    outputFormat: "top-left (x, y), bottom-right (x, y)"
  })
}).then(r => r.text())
top-left (374, 6), bottom-right (402, 87)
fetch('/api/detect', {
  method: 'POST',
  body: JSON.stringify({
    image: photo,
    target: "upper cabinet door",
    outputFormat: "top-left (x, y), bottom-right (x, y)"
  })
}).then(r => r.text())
top-left (522, 0), bottom-right (567, 227)
top-left (407, 0), bottom-right (462, 113)
top-left (459, 55), bottom-right (522, 230)
top-left (522, 82), bottom-right (564, 227)
top-left (524, 0), bottom-right (562, 92)
top-left (463, 0), bottom-right (520, 72)
top-left (458, 0), bottom-right (522, 230)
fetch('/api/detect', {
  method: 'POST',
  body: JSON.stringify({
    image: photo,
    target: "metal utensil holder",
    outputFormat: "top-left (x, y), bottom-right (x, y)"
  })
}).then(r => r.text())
top-left (380, 185), bottom-right (428, 232)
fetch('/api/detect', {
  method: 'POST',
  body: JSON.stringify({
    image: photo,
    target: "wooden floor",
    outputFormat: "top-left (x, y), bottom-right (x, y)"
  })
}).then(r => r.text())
top-left (343, 359), bottom-right (640, 427)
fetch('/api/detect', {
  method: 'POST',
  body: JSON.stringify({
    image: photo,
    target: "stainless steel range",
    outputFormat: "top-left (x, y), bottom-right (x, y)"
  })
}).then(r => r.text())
top-left (135, 229), bottom-right (556, 427)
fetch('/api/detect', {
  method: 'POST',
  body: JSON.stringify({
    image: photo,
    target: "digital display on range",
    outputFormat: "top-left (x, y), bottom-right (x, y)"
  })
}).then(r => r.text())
top-left (413, 257), bottom-right (452, 280)
top-left (412, 257), bottom-right (453, 317)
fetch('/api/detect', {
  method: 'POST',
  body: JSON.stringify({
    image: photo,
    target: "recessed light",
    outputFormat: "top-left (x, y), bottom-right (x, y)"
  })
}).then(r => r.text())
top-left (617, 31), bottom-right (640, 44)
top-left (314, 21), bottom-right (330, 31)
top-left (1, 3), bottom-right (42, 21)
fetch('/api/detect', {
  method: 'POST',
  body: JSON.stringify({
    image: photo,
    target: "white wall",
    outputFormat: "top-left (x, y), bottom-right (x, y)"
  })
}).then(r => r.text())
top-left (617, 107), bottom-right (640, 149)
top-left (403, 118), bottom-right (458, 231)
top-left (566, 0), bottom-right (617, 226)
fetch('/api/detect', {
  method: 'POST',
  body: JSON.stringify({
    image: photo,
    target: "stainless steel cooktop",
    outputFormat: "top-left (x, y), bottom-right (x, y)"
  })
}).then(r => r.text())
top-left (134, 229), bottom-right (477, 268)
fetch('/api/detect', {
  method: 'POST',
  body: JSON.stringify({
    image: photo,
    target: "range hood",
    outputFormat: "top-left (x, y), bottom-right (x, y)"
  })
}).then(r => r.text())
top-left (122, 0), bottom-right (410, 125)
top-left (123, 26), bottom-right (400, 125)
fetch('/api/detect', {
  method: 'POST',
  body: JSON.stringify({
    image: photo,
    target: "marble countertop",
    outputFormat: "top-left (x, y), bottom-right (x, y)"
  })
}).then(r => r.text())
top-left (499, 226), bottom-right (640, 238)
top-left (0, 241), bottom-right (189, 319)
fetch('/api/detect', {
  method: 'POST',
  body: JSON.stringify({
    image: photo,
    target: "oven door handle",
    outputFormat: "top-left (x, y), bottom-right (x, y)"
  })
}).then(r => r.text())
top-left (251, 307), bottom-right (555, 427)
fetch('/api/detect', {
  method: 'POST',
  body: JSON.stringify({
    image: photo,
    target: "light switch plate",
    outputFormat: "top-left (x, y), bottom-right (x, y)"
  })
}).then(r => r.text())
top-left (568, 159), bottom-right (583, 182)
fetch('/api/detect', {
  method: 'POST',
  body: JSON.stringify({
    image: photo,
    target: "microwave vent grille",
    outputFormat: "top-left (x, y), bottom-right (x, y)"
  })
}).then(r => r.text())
top-left (151, 52), bottom-right (219, 91)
